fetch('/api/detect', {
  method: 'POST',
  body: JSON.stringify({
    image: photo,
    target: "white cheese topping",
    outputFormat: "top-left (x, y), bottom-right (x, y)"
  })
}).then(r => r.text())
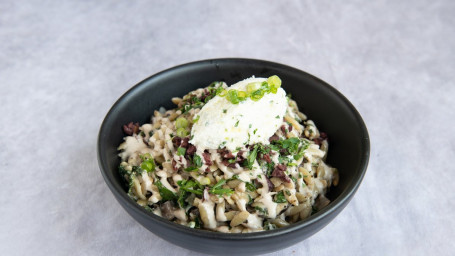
top-left (190, 77), bottom-right (287, 151)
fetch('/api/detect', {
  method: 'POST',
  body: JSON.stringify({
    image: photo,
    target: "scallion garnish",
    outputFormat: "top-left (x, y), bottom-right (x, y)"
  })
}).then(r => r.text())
top-left (217, 76), bottom-right (282, 104)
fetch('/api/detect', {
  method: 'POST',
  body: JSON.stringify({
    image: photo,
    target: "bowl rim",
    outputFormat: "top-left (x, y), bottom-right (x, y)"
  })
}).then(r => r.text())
top-left (97, 58), bottom-right (370, 240)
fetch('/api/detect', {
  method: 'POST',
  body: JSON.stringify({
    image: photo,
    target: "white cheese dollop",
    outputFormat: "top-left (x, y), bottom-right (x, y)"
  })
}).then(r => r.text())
top-left (190, 77), bottom-right (287, 151)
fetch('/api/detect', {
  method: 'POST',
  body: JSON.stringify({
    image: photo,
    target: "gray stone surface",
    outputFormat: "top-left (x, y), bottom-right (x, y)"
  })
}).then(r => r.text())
top-left (1, 0), bottom-right (454, 255)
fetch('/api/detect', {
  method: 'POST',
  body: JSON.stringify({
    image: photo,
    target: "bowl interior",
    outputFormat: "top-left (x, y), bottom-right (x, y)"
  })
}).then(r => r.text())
top-left (98, 58), bottom-right (369, 240)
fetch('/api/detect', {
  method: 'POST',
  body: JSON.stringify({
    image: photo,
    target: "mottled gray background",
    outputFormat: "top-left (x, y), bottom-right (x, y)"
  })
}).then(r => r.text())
top-left (1, 0), bottom-right (454, 255)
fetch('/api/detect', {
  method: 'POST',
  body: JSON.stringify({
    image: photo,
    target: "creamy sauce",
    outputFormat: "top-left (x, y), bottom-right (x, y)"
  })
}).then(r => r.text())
top-left (258, 192), bottom-right (278, 219)
top-left (256, 171), bottom-right (278, 218)
top-left (198, 199), bottom-right (217, 229)
top-left (237, 171), bottom-right (252, 183)
top-left (236, 197), bottom-right (247, 212)
top-left (118, 136), bottom-right (150, 161)
top-left (216, 203), bottom-right (227, 221)
top-left (156, 170), bottom-right (176, 193)
top-left (190, 77), bottom-right (287, 151)
top-left (141, 172), bottom-right (154, 192)
top-left (244, 213), bottom-right (263, 230)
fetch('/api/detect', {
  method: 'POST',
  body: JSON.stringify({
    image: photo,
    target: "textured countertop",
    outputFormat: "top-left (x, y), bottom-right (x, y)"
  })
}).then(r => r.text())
top-left (1, 1), bottom-right (454, 255)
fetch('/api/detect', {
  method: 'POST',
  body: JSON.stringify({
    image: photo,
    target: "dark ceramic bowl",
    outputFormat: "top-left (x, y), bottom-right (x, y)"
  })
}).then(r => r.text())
top-left (97, 58), bottom-right (369, 255)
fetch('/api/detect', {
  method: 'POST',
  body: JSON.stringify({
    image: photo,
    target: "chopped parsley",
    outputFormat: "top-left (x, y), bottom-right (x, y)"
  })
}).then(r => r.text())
top-left (264, 221), bottom-right (277, 230)
top-left (177, 147), bottom-right (186, 156)
top-left (184, 166), bottom-right (199, 172)
top-left (209, 179), bottom-right (233, 196)
top-left (274, 191), bottom-right (287, 203)
top-left (155, 180), bottom-right (177, 201)
top-left (245, 182), bottom-right (256, 192)
top-left (193, 155), bottom-right (203, 167)
top-left (255, 206), bottom-right (268, 215)
top-left (290, 176), bottom-right (297, 184)
top-left (177, 179), bottom-right (204, 195)
top-left (246, 145), bottom-right (259, 169)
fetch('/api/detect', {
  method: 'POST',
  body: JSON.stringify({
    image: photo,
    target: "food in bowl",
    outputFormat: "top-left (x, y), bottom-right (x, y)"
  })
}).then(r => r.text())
top-left (117, 75), bottom-right (339, 233)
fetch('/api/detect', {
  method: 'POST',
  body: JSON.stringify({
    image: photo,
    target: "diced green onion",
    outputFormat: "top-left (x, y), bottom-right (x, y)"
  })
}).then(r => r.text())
top-left (246, 82), bottom-right (261, 93)
top-left (238, 91), bottom-right (247, 101)
top-left (250, 89), bottom-right (265, 101)
top-left (140, 153), bottom-right (152, 161)
top-left (175, 117), bottom-right (189, 129)
top-left (141, 160), bottom-right (155, 172)
top-left (216, 87), bottom-right (227, 97)
top-left (176, 127), bottom-right (188, 137)
top-left (215, 76), bottom-right (282, 104)
top-left (199, 177), bottom-right (211, 185)
top-left (267, 75), bottom-right (281, 89)
top-left (227, 89), bottom-right (240, 104)
top-left (260, 81), bottom-right (269, 92)
top-left (215, 87), bottom-right (224, 95)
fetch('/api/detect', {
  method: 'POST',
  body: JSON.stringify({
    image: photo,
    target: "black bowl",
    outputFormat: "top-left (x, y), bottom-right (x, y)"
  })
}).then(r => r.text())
top-left (97, 58), bottom-right (370, 255)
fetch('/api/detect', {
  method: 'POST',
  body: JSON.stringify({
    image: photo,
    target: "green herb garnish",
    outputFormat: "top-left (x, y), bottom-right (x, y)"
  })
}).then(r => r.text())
top-left (193, 115), bottom-right (200, 123)
top-left (290, 176), bottom-right (297, 184)
top-left (193, 154), bottom-right (202, 168)
top-left (155, 180), bottom-right (177, 201)
top-left (209, 179), bottom-right (233, 196)
top-left (217, 76), bottom-right (282, 104)
top-left (176, 127), bottom-right (188, 137)
top-left (140, 153), bottom-right (156, 172)
top-left (246, 145), bottom-right (259, 169)
top-left (255, 206), bottom-right (268, 215)
top-left (177, 179), bottom-right (204, 195)
top-left (177, 147), bottom-right (186, 156)
top-left (175, 117), bottom-right (189, 129)
top-left (177, 179), bottom-right (204, 208)
top-left (245, 182), bottom-right (256, 192)
top-left (274, 191), bottom-right (287, 203)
